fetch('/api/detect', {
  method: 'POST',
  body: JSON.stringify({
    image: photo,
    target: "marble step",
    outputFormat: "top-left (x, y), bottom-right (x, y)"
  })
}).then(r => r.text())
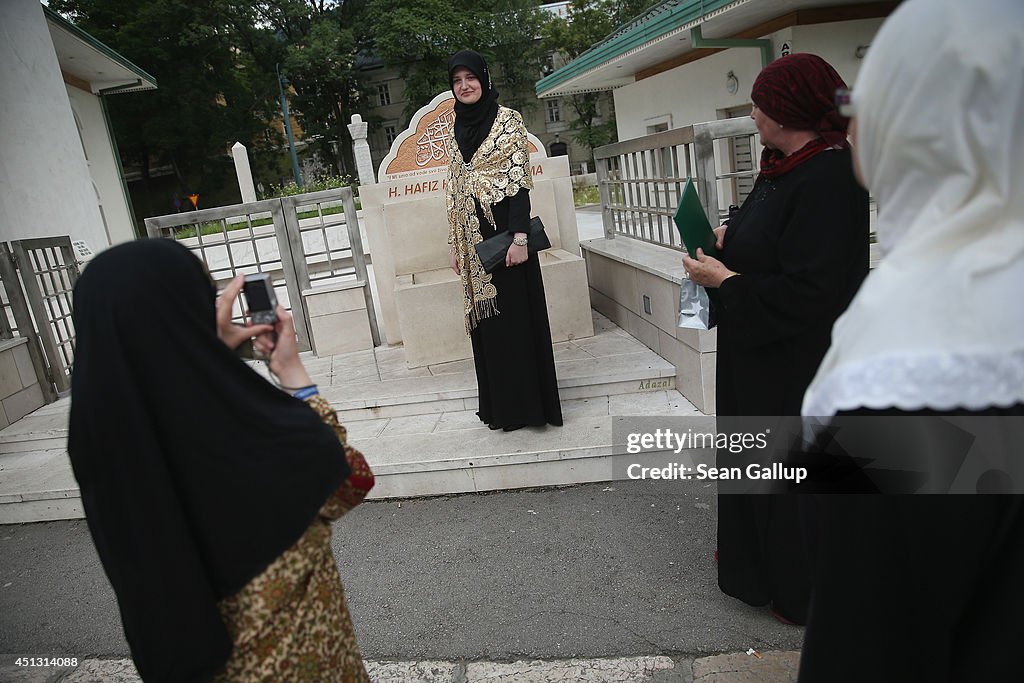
top-left (0, 348), bottom-right (675, 454)
top-left (0, 448), bottom-right (82, 524)
top-left (0, 389), bottom-right (704, 525)
top-left (328, 349), bottom-right (676, 423)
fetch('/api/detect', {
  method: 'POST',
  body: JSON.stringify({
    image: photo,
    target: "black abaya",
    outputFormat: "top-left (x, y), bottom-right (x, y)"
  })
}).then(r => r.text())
top-left (69, 240), bottom-right (350, 681)
top-left (470, 191), bottom-right (562, 428)
top-left (714, 148), bottom-right (869, 623)
top-left (799, 405), bottom-right (1024, 683)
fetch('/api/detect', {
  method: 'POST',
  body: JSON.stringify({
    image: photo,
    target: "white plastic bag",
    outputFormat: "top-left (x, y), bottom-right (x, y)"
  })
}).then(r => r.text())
top-left (677, 278), bottom-right (711, 330)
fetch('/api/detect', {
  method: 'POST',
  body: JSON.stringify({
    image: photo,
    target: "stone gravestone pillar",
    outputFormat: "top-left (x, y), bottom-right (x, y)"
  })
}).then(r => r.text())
top-left (231, 142), bottom-right (257, 203)
top-left (347, 114), bottom-right (376, 187)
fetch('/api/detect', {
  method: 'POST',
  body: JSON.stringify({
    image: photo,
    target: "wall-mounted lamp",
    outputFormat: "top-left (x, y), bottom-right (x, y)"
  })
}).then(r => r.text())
top-left (726, 71), bottom-right (739, 95)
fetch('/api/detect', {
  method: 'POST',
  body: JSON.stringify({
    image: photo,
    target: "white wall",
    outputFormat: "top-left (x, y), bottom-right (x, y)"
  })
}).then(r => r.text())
top-left (0, 0), bottom-right (109, 249)
top-left (612, 18), bottom-right (887, 141)
top-left (66, 86), bottom-right (136, 245)
top-left (791, 18), bottom-right (885, 88)
top-left (614, 48), bottom-right (764, 140)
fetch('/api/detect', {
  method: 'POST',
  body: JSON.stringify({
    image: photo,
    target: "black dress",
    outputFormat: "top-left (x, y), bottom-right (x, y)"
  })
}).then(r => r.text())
top-left (714, 148), bottom-right (869, 623)
top-left (798, 405), bottom-right (1024, 683)
top-left (470, 190), bottom-right (562, 429)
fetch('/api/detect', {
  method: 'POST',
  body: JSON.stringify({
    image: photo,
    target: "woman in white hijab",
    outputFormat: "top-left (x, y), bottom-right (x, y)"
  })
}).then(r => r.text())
top-left (798, 0), bottom-right (1024, 680)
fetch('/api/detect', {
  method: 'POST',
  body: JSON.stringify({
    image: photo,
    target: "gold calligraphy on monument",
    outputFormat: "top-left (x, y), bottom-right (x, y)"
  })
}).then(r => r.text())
top-left (384, 96), bottom-right (539, 179)
top-left (416, 109), bottom-right (455, 167)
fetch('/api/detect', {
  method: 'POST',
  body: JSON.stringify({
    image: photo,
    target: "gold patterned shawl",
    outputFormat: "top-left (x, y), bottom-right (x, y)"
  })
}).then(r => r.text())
top-left (447, 106), bottom-right (534, 333)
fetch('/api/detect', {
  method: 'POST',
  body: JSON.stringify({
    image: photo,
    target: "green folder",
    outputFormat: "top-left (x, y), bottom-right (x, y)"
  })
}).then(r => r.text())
top-left (673, 178), bottom-right (718, 258)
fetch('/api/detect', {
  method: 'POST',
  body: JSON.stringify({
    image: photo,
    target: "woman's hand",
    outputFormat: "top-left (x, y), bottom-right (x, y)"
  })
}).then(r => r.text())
top-left (215, 274), bottom-right (274, 350)
top-left (450, 248), bottom-right (461, 275)
top-left (682, 248), bottom-right (736, 289)
top-left (506, 238), bottom-right (528, 267)
top-left (252, 306), bottom-right (313, 390)
top-left (713, 224), bottom-right (728, 250)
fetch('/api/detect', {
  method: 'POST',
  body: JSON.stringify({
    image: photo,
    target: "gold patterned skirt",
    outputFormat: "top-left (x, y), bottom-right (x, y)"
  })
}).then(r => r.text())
top-left (213, 511), bottom-right (368, 682)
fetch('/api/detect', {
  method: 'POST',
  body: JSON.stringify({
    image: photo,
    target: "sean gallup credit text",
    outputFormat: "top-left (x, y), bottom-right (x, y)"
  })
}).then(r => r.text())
top-left (627, 462), bottom-right (809, 484)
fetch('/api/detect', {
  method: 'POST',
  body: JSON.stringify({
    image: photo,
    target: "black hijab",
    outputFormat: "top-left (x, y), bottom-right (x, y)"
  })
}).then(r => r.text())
top-left (448, 49), bottom-right (500, 162)
top-left (68, 239), bottom-right (349, 682)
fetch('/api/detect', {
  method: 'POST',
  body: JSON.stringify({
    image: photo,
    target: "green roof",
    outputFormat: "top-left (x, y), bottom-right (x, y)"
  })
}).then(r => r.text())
top-left (536, 0), bottom-right (739, 96)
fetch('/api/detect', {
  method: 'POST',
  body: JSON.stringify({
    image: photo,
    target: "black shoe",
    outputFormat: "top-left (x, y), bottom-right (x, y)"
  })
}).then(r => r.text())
top-left (488, 424), bottom-right (502, 430)
top-left (503, 424), bottom-right (526, 432)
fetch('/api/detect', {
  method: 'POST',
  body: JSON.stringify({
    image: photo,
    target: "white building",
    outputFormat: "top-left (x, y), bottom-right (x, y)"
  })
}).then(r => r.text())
top-left (0, 0), bottom-right (157, 251)
top-left (537, 0), bottom-right (897, 139)
top-left (535, 0), bottom-right (897, 413)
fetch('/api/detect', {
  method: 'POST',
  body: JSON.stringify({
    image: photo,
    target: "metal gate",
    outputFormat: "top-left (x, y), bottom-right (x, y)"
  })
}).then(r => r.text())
top-left (0, 237), bottom-right (80, 401)
top-left (144, 186), bottom-right (378, 352)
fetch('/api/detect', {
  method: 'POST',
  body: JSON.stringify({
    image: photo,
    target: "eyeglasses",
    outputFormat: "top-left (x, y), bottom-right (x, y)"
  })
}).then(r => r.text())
top-left (835, 88), bottom-right (855, 118)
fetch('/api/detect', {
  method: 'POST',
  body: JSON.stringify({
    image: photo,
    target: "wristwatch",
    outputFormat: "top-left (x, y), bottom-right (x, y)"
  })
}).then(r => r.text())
top-left (512, 234), bottom-right (528, 247)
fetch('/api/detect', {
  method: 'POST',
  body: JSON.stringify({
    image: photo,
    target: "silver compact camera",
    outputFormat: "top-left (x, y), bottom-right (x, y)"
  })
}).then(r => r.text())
top-left (242, 273), bottom-right (278, 325)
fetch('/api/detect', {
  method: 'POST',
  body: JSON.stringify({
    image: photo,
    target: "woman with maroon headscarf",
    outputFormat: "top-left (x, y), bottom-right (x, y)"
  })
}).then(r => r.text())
top-left (683, 53), bottom-right (869, 624)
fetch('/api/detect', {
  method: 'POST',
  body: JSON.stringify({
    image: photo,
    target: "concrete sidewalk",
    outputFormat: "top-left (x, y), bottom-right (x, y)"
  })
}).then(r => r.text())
top-left (1, 482), bottom-right (805, 681)
top-left (0, 651), bottom-right (801, 682)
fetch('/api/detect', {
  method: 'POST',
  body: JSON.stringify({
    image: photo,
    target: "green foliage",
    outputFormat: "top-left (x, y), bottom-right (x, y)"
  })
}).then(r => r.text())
top-left (368, 0), bottom-right (548, 118)
top-left (573, 184), bottom-right (600, 207)
top-left (56, 0), bottom-right (643, 216)
top-left (209, 1), bottom-right (372, 176)
top-left (259, 173), bottom-right (356, 199)
top-left (540, 0), bottom-right (663, 153)
top-left (52, 0), bottom-right (369, 206)
top-left (174, 172), bottom-right (356, 238)
top-left (50, 0), bottom-right (280, 196)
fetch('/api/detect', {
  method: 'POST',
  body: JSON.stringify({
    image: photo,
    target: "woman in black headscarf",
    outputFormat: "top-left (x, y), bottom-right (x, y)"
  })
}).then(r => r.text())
top-left (445, 49), bottom-right (562, 432)
top-left (68, 239), bottom-right (372, 682)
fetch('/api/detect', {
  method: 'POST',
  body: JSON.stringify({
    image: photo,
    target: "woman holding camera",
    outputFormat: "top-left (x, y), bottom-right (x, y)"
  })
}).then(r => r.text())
top-left (69, 239), bottom-right (371, 682)
top-left (446, 49), bottom-right (562, 432)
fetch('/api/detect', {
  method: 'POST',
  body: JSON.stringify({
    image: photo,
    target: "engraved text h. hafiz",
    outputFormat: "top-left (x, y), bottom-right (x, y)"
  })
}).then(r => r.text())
top-left (416, 109), bottom-right (456, 167)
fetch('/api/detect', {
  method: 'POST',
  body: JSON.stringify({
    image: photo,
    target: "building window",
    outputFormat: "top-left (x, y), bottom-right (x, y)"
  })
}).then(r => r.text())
top-left (546, 99), bottom-right (561, 123)
top-left (542, 53), bottom-right (555, 77)
top-left (377, 83), bottom-right (391, 107)
top-left (385, 125), bottom-right (398, 147)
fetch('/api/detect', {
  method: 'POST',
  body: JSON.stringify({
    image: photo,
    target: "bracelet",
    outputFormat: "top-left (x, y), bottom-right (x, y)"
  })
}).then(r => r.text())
top-left (512, 235), bottom-right (528, 247)
top-left (292, 385), bottom-right (320, 400)
top-left (278, 381), bottom-right (314, 391)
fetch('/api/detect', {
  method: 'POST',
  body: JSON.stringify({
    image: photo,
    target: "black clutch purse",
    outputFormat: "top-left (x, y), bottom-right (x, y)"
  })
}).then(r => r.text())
top-left (474, 216), bottom-right (551, 273)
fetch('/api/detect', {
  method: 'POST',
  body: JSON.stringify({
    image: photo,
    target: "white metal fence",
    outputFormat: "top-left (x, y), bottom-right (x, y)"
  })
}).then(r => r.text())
top-left (594, 118), bottom-right (760, 250)
top-left (144, 186), bottom-right (379, 352)
top-left (0, 237), bottom-right (80, 401)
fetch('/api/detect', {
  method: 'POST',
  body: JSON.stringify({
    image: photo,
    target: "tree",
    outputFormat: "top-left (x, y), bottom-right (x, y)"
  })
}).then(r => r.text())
top-left (212, 0), bottom-right (373, 176)
top-left (540, 0), bottom-right (663, 153)
top-left (367, 0), bottom-right (548, 119)
top-left (50, 0), bottom-right (279, 213)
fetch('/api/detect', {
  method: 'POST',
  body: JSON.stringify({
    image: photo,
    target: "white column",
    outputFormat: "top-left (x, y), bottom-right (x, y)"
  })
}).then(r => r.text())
top-left (347, 114), bottom-right (376, 187)
top-left (231, 142), bottom-right (257, 203)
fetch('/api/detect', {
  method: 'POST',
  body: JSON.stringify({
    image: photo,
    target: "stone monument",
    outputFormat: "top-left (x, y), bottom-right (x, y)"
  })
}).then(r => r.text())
top-left (231, 142), bottom-right (257, 203)
top-left (347, 114), bottom-right (375, 188)
top-left (361, 91), bottom-right (594, 367)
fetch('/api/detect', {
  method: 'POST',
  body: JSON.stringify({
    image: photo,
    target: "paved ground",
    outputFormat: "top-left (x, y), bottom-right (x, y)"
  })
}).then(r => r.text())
top-left (0, 208), bottom-right (808, 679)
top-left (0, 652), bottom-right (801, 682)
top-left (0, 481), bottom-right (802, 681)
